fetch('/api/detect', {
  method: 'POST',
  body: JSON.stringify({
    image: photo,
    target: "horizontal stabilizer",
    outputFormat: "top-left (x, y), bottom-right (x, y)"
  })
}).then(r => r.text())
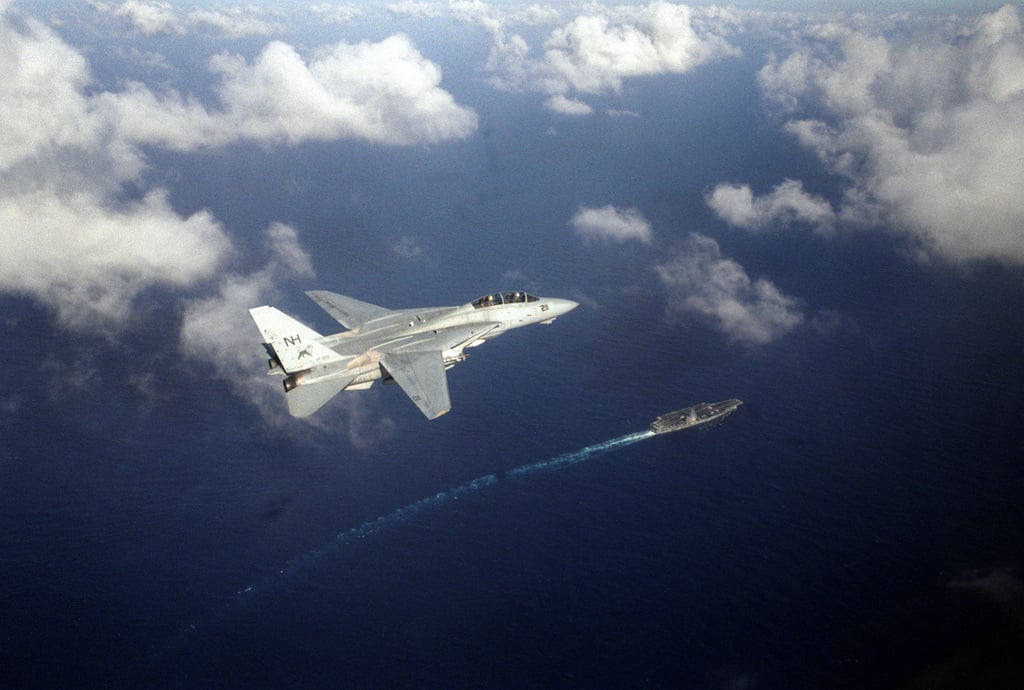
top-left (306, 291), bottom-right (392, 330)
top-left (287, 378), bottom-right (348, 418)
top-left (249, 306), bottom-right (343, 373)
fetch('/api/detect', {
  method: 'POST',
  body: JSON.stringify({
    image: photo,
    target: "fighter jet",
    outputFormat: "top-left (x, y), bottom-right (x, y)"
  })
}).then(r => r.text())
top-left (249, 290), bottom-right (579, 419)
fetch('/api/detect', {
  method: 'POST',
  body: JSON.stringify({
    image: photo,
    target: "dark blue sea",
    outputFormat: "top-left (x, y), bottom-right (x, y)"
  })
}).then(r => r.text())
top-left (2, 23), bottom-right (1024, 689)
top-left (2, 250), bottom-right (1022, 689)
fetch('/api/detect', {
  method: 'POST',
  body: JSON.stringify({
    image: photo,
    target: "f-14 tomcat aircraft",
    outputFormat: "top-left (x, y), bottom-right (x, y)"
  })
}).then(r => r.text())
top-left (250, 290), bottom-right (579, 419)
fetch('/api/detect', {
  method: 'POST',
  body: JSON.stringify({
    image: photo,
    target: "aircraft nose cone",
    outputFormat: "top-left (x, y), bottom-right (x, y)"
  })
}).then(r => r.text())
top-left (553, 298), bottom-right (579, 315)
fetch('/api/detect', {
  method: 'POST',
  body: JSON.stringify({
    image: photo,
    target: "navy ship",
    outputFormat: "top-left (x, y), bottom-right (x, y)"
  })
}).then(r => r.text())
top-left (649, 399), bottom-right (742, 434)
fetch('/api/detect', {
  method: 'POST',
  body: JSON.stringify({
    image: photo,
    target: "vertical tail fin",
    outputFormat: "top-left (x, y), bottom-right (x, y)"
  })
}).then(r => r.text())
top-left (249, 306), bottom-right (343, 373)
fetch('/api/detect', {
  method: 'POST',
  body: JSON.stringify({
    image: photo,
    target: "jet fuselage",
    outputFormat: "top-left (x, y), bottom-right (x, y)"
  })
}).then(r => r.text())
top-left (251, 290), bottom-right (578, 418)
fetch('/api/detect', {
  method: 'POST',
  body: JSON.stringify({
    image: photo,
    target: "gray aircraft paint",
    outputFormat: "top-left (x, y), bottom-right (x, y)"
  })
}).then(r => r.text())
top-left (250, 291), bottom-right (578, 419)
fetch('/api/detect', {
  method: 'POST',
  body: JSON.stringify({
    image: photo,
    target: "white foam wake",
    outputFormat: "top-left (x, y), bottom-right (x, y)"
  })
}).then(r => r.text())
top-left (508, 430), bottom-right (654, 478)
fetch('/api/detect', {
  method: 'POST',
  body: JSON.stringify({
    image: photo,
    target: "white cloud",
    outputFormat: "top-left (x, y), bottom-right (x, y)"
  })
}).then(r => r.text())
top-left (179, 223), bottom-right (311, 422)
top-left (0, 190), bottom-right (230, 326)
top-left (387, 1), bottom-right (443, 20)
top-left (186, 8), bottom-right (277, 37)
top-left (450, 0), bottom-right (534, 91)
top-left (265, 221), bottom-right (314, 277)
top-left (706, 179), bottom-right (836, 235)
top-left (539, 2), bottom-right (740, 96)
top-left (458, 1), bottom-right (739, 111)
top-left (571, 205), bottom-right (654, 245)
top-left (1, 11), bottom-right (94, 171)
top-left (545, 94), bottom-right (593, 116)
top-left (110, 1), bottom-right (280, 37)
top-left (308, 3), bottom-right (362, 25)
top-left (114, 0), bottom-right (183, 35)
top-left (109, 45), bottom-right (175, 73)
top-left (97, 36), bottom-right (479, 148)
top-left (0, 4), bottom-right (475, 333)
top-left (758, 5), bottom-right (1024, 264)
top-left (450, 0), bottom-right (560, 29)
top-left (0, 6), bottom-right (231, 328)
top-left (512, 4), bottom-right (561, 27)
top-left (655, 234), bottom-right (804, 345)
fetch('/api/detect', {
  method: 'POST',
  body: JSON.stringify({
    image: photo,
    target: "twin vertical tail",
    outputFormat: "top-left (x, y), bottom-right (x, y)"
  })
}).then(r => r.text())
top-left (248, 306), bottom-right (350, 417)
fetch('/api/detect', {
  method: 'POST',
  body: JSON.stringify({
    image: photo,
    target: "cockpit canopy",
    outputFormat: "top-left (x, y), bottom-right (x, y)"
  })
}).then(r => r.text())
top-left (472, 291), bottom-right (539, 308)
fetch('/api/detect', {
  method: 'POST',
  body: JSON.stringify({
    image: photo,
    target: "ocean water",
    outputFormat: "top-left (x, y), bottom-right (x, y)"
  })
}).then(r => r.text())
top-left (4, 248), bottom-right (1021, 689)
top-left (3, 25), bottom-right (1023, 688)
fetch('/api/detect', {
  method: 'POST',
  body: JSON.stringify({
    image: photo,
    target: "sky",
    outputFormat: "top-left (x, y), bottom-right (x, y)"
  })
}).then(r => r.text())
top-left (3, 0), bottom-right (1024, 686)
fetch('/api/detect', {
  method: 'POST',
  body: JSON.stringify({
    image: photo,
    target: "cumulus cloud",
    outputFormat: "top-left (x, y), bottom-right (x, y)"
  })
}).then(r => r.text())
top-left (110, 1), bottom-right (278, 37)
top-left (512, 4), bottom-right (561, 26)
top-left (387, 1), bottom-right (443, 20)
top-left (706, 179), bottom-right (836, 235)
top-left (308, 3), bottom-right (362, 25)
top-left (113, 0), bottom-right (183, 35)
top-left (545, 94), bottom-right (593, 116)
top-left (0, 4), bottom-right (475, 332)
top-left (186, 8), bottom-right (277, 37)
top-left (459, 1), bottom-right (739, 114)
top-left (655, 234), bottom-right (804, 344)
top-left (451, 1), bottom-right (560, 28)
top-left (539, 2), bottom-right (740, 96)
top-left (2, 12), bottom-right (94, 170)
top-left (0, 190), bottom-right (230, 326)
top-left (179, 224), bottom-right (311, 420)
top-left (571, 205), bottom-right (654, 245)
top-left (758, 4), bottom-right (1024, 264)
top-left (450, 0), bottom-right (535, 92)
top-left (0, 5), bottom-right (231, 327)
top-left (97, 35), bottom-right (478, 148)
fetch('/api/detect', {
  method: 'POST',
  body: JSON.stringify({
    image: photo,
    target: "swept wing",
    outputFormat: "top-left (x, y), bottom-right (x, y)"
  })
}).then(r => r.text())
top-left (306, 290), bottom-right (392, 329)
top-left (382, 323), bottom-right (499, 418)
top-left (380, 351), bottom-right (450, 419)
